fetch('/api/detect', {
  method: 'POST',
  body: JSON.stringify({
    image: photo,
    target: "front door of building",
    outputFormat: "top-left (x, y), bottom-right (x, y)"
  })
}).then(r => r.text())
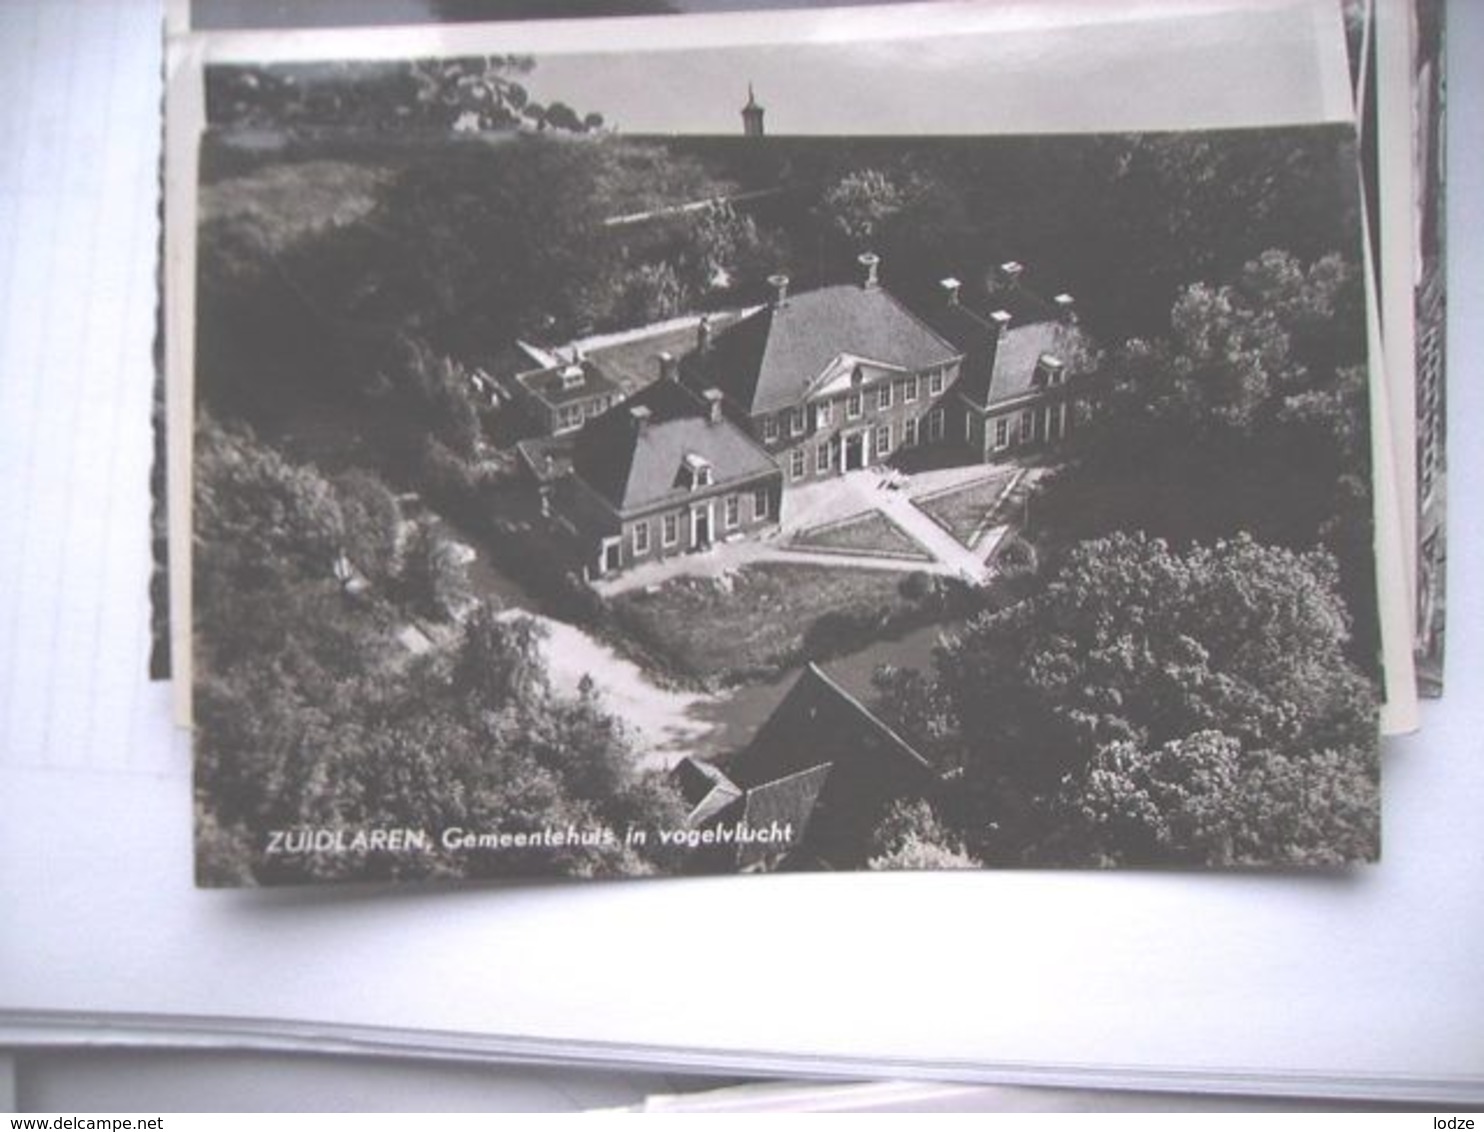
top-left (691, 502), bottom-right (713, 550)
top-left (843, 431), bottom-right (866, 472)
top-left (601, 538), bottom-right (621, 574)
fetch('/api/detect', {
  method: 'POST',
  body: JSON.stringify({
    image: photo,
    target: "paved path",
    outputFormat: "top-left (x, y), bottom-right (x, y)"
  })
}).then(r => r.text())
top-left (496, 610), bottom-right (718, 771)
top-left (876, 485), bottom-right (994, 583)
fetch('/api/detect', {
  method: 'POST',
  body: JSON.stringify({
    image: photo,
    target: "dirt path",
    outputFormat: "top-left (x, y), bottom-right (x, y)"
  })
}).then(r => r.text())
top-left (499, 610), bottom-right (718, 771)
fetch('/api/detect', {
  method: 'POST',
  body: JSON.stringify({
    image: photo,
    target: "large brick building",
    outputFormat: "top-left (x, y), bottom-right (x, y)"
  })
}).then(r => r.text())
top-left (685, 254), bottom-right (964, 483)
top-left (552, 253), bottom-right (1091, 578)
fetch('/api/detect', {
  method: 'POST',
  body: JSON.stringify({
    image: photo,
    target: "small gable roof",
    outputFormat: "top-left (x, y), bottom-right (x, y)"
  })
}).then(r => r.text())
top-left (572, 379), bottom-right (779, 516)
top-left (691, 284), bottom-right (961, 417)
top-left (672, 756), bottom-right (745, 827)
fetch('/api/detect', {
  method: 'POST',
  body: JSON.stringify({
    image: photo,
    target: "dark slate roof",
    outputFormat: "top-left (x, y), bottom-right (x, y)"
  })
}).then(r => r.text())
top-left (727, 663), bottom-right (934, 868)
top-left (734, 662), bottom-right (933, 789)
top-left (571, 379), bottom-right (779, 516)
top-left (690, 284), bottom-right (961, 416)
top-left (984, 320), bottom-right (1083, 405)
top-left (515, 358), bottom-right (621, 408)
top-left (920, 285), bottom-right (1088, 409)
top-left (918, 300), bottom-right (1001, 404)
top-left (735, 763), bottom-right (832, 871)
top-left (672, 756), bottom-right (745, 827)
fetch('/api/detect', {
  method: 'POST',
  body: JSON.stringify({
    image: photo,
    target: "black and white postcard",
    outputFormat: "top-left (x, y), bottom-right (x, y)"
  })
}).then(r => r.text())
top-left (171, 1), bottom-right (1403, 885)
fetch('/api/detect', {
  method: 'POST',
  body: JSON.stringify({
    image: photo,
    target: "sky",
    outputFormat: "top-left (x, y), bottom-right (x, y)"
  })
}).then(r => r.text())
top-left (198, 0), bottom-right (1354, 137)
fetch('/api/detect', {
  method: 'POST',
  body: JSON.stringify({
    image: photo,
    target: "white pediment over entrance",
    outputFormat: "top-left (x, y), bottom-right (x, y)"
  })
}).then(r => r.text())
top-left (807, 352), bottom-right (910, 400)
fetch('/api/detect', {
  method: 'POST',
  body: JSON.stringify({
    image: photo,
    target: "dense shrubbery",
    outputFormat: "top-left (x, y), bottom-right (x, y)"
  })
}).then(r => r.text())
top-left (872, 532), bottom-right (1379, 867)
top-left (192, 417), bottom-right (683, 884)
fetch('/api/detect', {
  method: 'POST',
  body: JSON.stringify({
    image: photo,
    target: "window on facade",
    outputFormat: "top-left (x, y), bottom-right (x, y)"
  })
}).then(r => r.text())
top-left (790, 407), bottom-right (806, 436)
top-left (877, 383), bottom-right (892, 410)
top-left (904, 418), bottom-right (918, 447)
top-left (1020, 409), bottom-right (1034, 442)
top-left (815, 401), bottom-right (832, 428)
top-left (816, 442), bottom-right (830, 472)
top-left (929, 407), bottom-right (945, 441)
top-left (559, 404), bottom-right (583, 430)
top-left (662, 513), bottom-right (678, 546)
top-left (847, 392), bottom-right (862, 419)
top-left (790, 448), bottom-right (806, 479)
top-left (724, 494), bottom-right (740, 529)
top-left (874, 423), bottom-right (891, 457)
top-left (753, 487), bottom-right (770, 520)
top-left (995, 417), bottom-right (1010, 449)
top-left (632, 521), bottom-right (650, 556)
top-left (903, 376), bottom-right (919, 402)
top-left (929, 369), bottom-right (945, 395)
top-left (762, 416), bottom-right (779, 442)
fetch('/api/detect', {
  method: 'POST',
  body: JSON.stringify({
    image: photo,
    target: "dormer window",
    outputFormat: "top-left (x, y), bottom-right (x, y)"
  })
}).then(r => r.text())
top-left (683, 452), bottom-right (714, 490)
top-left (1036, 354), bottom-right (1066, 387)
top-left (558, 363), bottom-right (584, 391)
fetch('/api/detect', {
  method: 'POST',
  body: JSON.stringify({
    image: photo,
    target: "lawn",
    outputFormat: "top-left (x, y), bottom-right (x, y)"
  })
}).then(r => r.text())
top-left (789, 510), bottom-right (932, 561)
top-left (610, 562), bottom-right (919, 681)
top-left (911, 470), bottom-right (1020, 549)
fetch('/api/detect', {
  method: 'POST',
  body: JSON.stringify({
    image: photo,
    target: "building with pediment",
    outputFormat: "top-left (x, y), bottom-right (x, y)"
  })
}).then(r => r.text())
top-left (549, 253), bottom-right (1089, 577)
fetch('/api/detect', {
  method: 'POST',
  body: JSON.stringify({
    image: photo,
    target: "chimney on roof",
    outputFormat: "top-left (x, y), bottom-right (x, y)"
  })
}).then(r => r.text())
top-left (658, 351), bottom-right (678, 383)
top-left (858, 251), bottom-right (881, 289)
top-left (989, 309), bottom-right (1012, 340)
top-left (629, 404), bottom-right (652, 432)
top-left (768, 273), bottom-right (790, 309)
top-left (1054, 293), bottom-right (1078, 323)
top-left (996, 261), bottom-right (1024, 289)
top-left (696, 314), bottom-right (712, 354)
top-left (940, 277), bottom-right (962, 306)
top-left (703, 387), bottom-right (725, 424)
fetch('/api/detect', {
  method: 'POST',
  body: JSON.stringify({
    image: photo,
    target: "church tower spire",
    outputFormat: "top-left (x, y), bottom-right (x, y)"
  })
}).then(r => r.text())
top-left (741, 83), bottom-right (765, 137)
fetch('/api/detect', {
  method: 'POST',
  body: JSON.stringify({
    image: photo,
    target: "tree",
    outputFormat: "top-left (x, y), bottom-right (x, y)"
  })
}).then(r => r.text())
top-left (205, 56), bottom-right (611, 137)
top-left (399, 521), bottom-right (471, 622)
top-left (193, 416), bottom-right (344, 599)
top-left (391, 336), bottom-right (483, 459)
top-left (903, 532), bottom-right (1379, 866)
top-left (819, 168), bottom-right (910, 248)
top-left (867, 799), bottom-right (979, 870)
top-left (335, 468), bottom-right (404, 583)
